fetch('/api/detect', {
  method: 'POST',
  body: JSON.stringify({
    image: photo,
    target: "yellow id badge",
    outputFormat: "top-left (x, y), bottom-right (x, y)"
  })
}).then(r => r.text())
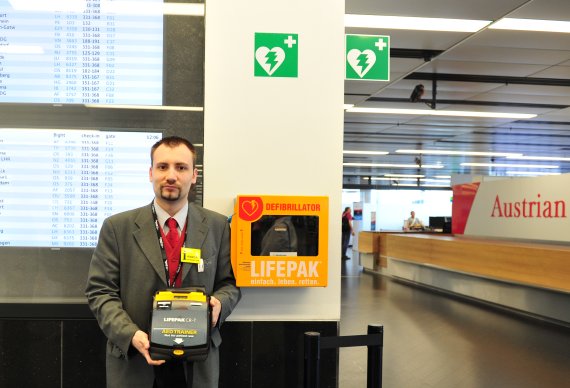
top-left (181, 248), bottom-right (201, 264)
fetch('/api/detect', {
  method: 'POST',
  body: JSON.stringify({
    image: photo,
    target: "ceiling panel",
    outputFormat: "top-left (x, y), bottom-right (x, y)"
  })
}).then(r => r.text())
top-left (439, 45), bottom-right (570, 65)
top-left (504, 0), bottom-right (570, 19)
top-left (420, 60), bottom-right (548, 77)
top-left (470, 30), bottom-right (570, 51)
top-left (345, 0), bottom-right (529, 20)
top-left (478, 123), bottom-right (570, 133)
top-left (538, 108), bottom-right (570, 121)
top-left (344, 80), bottom-right (388, 96)
top-left (532, 66), bottom-right (570, 79)
top-left (490, 84), bottom-right (570, 97)
top-left (343, 0), bottom-right (570, 186)
top-left (470, 92), bottom-right (570, 106)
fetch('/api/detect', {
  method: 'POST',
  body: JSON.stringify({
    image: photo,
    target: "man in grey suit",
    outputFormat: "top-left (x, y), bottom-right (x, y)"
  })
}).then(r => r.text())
top-left (86, 136), bottom-right (241, 388)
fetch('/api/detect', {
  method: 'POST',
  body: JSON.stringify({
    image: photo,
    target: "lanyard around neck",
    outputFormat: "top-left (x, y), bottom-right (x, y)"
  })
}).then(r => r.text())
top-left (150, 202), bottom-right (188, 287)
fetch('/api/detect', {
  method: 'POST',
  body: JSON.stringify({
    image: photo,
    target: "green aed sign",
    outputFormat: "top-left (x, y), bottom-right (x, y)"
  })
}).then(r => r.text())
top-left (345, 34), bottom-right (390, 81)
top-left (254, 32), bottom-right (298, 78)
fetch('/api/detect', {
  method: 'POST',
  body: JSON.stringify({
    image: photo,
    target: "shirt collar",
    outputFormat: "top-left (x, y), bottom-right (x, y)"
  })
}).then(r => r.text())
top-left (153, 200), bottom-right (188, 231)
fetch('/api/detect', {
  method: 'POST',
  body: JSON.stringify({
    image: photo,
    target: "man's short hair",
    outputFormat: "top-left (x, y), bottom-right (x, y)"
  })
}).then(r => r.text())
top-left (150, 136), bottom-right (197, 167)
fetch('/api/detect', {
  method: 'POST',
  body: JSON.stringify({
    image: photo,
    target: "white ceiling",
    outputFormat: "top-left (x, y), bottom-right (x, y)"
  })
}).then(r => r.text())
top-left (343, 0), bottom-right (570, 188)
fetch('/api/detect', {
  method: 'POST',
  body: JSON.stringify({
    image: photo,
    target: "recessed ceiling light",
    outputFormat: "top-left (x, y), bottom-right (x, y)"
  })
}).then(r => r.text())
top-left (367, 177), bottom-right (449, 183)
top-left (490, 18), bottom-right (570, 33)
top-left (345, 15), bottom-right (570, 34)
top-left (345, 14), bottom-right (491, 33)
top-left (346, 107), bottom-right (536, 119)
top-left (461, 163), bottom-right (559, 169)
top-left (505, 171), bottom-right (562, 176)
top-left (391, 183), bottom-right (450, 188)
top-left (370, 177), bottom-right (416, 182)
top-left (421, 184), bottom-right (451, 188)
top-left (420, 178), bottom-right (451, 183)
top-left (506, 155), bottom-right (570, 161)
top-left (396, 149), bottom-right (522, 157)
top-left (384, 174), bottom-right (424, 178)
top-left (343, 162), bottom-right (443, 169)
top-left (343, 150), bottom-right (389, 155)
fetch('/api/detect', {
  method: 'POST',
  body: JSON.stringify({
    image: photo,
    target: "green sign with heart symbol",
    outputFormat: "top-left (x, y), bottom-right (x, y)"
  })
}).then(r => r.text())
top-left (345, 34), bottom-right (390, 81)
top-left (254, 32), bottom-right (298, 78)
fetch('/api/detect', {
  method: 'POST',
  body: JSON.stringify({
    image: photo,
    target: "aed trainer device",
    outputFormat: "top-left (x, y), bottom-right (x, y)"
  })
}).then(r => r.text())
top-left (149, 287), bottom-right (211, 361)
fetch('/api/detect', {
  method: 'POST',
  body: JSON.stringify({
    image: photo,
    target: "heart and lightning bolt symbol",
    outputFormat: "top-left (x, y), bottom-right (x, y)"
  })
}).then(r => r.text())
top-left (255, 47), bottom-right (285, 76)
top-left (347, 49), bottom-right (376, 78)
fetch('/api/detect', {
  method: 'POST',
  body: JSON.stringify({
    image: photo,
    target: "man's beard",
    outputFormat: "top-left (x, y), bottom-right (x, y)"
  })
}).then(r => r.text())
top-left (160, 187), bottom-right (181, 201)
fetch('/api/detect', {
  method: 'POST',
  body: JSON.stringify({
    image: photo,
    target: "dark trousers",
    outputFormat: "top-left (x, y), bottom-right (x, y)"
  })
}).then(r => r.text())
top-left (154, 362), bottom-right (192, 388)
top-left (341, 230), bottom-right (351, 259)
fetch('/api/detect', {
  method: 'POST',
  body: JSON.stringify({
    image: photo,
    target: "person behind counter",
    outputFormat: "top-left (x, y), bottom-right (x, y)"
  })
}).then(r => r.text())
top-left (405, 210), bottom-right (424, 230)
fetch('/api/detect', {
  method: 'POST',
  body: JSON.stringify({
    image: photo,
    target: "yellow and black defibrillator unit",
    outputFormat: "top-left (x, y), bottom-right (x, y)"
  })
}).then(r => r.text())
top-left (149, 287), bottom-right (211, 361)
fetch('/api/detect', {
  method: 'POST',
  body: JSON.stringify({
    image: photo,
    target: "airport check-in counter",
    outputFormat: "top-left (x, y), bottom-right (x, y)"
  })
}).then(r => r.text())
top-left (357, 231), bottom-right (570, 326)
top-left (358, 230), bottom-right (444, 271)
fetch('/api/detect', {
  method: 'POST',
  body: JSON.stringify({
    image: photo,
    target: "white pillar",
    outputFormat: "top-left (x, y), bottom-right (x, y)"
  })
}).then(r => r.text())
top-left (204, 1), bottom-right (345, 320)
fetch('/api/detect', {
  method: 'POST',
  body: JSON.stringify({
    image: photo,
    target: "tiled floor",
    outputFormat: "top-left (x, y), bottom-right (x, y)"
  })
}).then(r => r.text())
top-left (338, 252), bottom-right (570, 388)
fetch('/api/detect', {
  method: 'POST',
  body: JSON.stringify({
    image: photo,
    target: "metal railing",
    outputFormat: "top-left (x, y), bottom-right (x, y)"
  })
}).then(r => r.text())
top-left (304, 324), bottom-right (383, 388)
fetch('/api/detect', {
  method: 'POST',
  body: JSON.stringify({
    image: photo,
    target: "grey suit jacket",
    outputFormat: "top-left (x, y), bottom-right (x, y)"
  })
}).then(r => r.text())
top-left (85, 202), bottom-right (241, 388)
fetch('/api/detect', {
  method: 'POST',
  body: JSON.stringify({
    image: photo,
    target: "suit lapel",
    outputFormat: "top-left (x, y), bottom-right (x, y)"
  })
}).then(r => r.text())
top-left (182, 203), bottom-right (209, 280)
top-left (133, 205), bottom-right (168, 286)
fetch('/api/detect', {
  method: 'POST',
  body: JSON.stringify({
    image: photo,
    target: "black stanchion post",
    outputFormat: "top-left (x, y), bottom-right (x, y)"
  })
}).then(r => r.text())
top-left (304, 332), bottom-right (321, 388)
top-left (367, 324), bottom-right (383, 388)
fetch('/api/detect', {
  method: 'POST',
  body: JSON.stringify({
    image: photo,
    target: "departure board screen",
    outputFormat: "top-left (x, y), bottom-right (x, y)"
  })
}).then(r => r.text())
top-left (0, 0), bottom-right (163, 104)
top-left (0, 128), bottom-right (161, 247)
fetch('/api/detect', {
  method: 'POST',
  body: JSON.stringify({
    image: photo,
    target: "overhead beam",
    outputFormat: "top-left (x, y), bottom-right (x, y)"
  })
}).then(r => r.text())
top-left (405, 72), bottom-right (570, 87)
top-left (364, 97), bottom-right (569, 110)
top-left (390, 48), bottom-right (443, 61)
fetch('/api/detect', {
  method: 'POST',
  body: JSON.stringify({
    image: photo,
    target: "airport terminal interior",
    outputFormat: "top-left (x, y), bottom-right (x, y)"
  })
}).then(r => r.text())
top-left (338, 249), bottom-right (570, 387)
top-left (2, 1), bottom-right (570, 387)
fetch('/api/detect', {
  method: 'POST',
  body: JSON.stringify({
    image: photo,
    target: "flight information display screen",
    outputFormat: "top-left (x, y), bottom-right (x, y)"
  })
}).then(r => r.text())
top-left (0, 128), bottom-right (161, 247)
top-left (0, 0), bottom-right (163, 104)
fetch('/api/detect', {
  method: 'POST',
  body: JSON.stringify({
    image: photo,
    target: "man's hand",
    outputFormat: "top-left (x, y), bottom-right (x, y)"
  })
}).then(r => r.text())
top-left (210, 296), bottom-right (221, 327)
top-left (131, 330), bottom-right (166, 366)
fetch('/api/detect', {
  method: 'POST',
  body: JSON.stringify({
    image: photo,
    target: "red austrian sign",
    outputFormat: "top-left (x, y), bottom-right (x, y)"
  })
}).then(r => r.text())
top-left (452, 175), bottom-right (570, 243)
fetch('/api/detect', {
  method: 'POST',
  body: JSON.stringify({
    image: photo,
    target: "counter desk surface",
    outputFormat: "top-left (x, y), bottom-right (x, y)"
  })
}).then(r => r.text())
top-left (358, 230), bottom-right (448, 269)
top-left (383, 233), bottom-right (570, 293)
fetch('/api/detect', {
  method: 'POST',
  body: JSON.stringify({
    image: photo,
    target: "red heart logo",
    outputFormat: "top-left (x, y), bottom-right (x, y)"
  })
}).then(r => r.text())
top-left (238, 197), bottom-right (264, 222)
top-left (242, 200), bottom-right (258, 216)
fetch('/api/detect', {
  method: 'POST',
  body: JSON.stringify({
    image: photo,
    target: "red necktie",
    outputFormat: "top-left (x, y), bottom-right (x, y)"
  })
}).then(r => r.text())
top-left (166, 217), bottom-right (180, 247)
top-left (165, 218), bottom-right (180, 286)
